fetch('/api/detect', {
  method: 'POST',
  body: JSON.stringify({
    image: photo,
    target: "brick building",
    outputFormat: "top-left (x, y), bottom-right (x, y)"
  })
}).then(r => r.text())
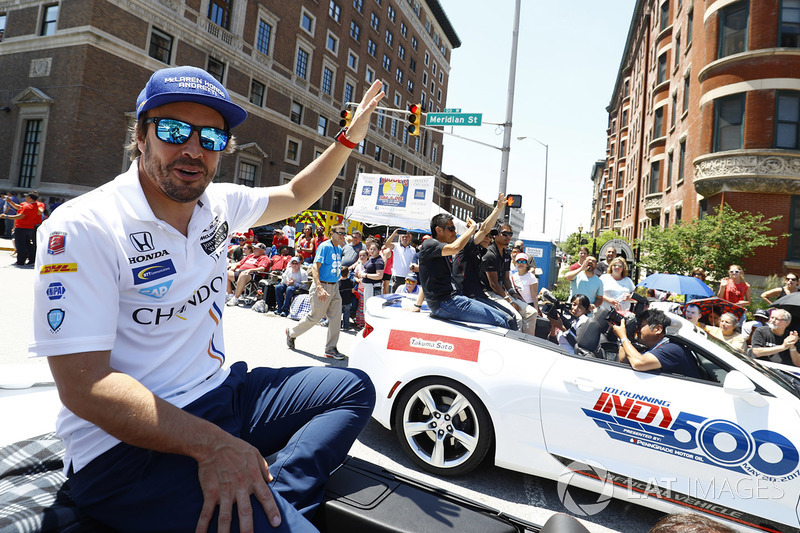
top-left (0, 0), bottom-right (460, 217)
top-left (592, 0), bottom-right (800, 276)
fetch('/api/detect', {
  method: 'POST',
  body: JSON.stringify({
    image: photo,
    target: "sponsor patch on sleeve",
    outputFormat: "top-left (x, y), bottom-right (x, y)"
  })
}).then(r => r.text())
top-left (40, 263), bottom-right (78, 274)
top-left (47, 232), bottom-right (66, 255)
top-left (132, 259), bottom-right (177, 285)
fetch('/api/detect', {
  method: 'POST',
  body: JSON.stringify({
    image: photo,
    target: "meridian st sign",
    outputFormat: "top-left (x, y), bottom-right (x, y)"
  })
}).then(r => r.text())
top-left (425, 112), bottom-right (482, 126)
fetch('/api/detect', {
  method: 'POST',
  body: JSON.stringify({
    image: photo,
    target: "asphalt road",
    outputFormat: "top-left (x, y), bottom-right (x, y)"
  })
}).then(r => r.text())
top-left (0, 240), bottom-right (664, 532)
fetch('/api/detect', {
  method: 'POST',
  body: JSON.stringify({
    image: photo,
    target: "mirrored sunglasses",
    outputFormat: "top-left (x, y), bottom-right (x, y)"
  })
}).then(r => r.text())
top-left (515, 259), bottom-right (527, 264)
top-left (145, 117), bottom-right (230, 151)
top-left (500, 231), bottom-right (513, 237)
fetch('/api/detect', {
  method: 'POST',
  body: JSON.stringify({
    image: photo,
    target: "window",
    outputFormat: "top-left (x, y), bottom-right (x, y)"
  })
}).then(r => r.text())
top-left (318, 115), bottom-right (329, 137)
top-left (257, 20), bottom-right (273, 55)
top-left (367, 39), bottom-right (377, 57)
top-left (649, 162), bottom-right (661, 194)
top-left (781, 0), bottom-right (800, 47)
top-left (354, 0), bottom-right (363, 13)
top-left (617, 170), bottom-right (624, 189)
top-left (678, 140), bottom-right (686, 182)
top-left (391, 118), bottom-right (398, 136)
top-left (675, 35), bottom-right (681, 67)
top-left (238, 161), bottom-right (257, 188)
top-left (374, 144), bottom-right (382, 161)
top-left (18, 120), bottom-right (42, 189)
top-left (407, 79), bottom-right (414, 93)
top-left (400, 21), bottom-right (407, 37)
top-left (659, 1), bottom-right (670, 31)
top-left (376, 112), bottom-right (384, 129)
top-left (350, 21), bottom-right (361, 41)
top-left (301, 11), bottom-right (314, 34)
top-left (149, 28), bottom-right (173, 64)
top-left (615, 201), bottom-right (622, 220)
top-left (424, 51), bottom-right (429, 65)
top-left (327, 33), bottom-right (339, 54)
top-left (664, 212), bottom-right (670, 229)
top-left (776, 92), bottom-right (800, 149)
top-left (382, 54), bottom-right (391, 70)
top-left (0, 13), bottom-right (5, 42)
top-left (370, 12), bottom-right (379, 31)
top-left (718, 2), bottom-right (748, 58)
top-left (322, 66), bottom-right (334, 95)
top-left (789, 196), bottom-right (800, 260)
top-left (398, 45), bottom-right (405, 61)
top-left (366, 66), bottom-right (375, 83)
top-left (687, 9), bottom-right (693, 46)
top-left (296, 48), bottom-right (309, 79)
top-left (671, 93), bottom-right (677, 127)
top-left (432, 144), bottom-right (438, 163)
top-left (40, 4), bottom-right (58, 35)
top-left (622, 109), bottom-right (628, 127)
top-left (653, 107), bottom-right (664, 138)
top-left (666, 151), bottom-right (673, 189)
top-left (676, 205), bottom-right (682, 224)
top-left (396, 68), bottom-right (403, 83)
top-left (329, 1), bottom-right (341, 22)
top-left (409, 58), bottom-right (416, 72)
top-left (250, 80), bottom-right (265, 107)
top-left (344, 82), bottom-right (354, 104)
top-left (208, 0), bottom-right (231, 30)
top-left (411, 36), bottom-right (418, 50)
top-left (286, 139), bottom-right (300, 163)
top-left (683, 76), bottom-right (690, 113)
top-left (332, 190), bottom-right (344, 213)
top-left (291, 101), bottom-right (303, 125)
top-left (385, 29), bottom-right (393, 47)
top-left (348, 51), bottom-right (358, 70)
top-left (714, 93), bottom-right (745, 151)
top-left (207, 57), bottom-right (224, 82)
top-left (388, 5), bottom-right (396, 22)
top-left (620, 139), bottom-right (626, 156)
top-left (657, 53), bottom-right (667, 84)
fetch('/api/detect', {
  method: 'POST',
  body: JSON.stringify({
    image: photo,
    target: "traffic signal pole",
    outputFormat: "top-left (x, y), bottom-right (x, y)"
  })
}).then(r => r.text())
top-left (498, 0), bottom-right (523, 210)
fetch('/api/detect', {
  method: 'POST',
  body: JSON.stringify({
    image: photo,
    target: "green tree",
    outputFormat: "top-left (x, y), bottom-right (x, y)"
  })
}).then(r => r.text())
top-left (637, 205), bottom-right (781, 281)
top-left (559, 229), bottom-right (625, 260)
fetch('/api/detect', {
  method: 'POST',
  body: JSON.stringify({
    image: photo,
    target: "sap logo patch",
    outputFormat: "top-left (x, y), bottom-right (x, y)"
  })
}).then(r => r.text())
top-left (47, 309), bottom-right (65, 332)
top-left (138, 280), bottom-right (173, 299)
top-left (47, 232), bottom-right (66, 255)
top-left (132, 259), bottom-right (176, 286)
top-left (40, 263), bottom-right (78, 274)
top-left (362, 185), bottom-right (373, 196)
top-left (414, 189), bottom-right (426, 200)
top-left (46, 282), bottom-right (66, 300)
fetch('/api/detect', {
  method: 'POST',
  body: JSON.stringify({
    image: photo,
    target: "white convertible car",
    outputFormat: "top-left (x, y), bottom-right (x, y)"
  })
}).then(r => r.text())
top-left (351, 296), bottom-right (800, 533)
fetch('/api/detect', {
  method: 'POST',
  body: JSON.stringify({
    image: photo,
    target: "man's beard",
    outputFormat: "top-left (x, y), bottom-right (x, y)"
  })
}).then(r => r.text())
top-left (141, 140), bottom-right (214, 203)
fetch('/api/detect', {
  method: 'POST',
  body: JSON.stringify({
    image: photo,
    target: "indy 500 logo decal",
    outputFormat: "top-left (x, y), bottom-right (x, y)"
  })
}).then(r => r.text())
top-left (583, 387), bottom-right (799, 482)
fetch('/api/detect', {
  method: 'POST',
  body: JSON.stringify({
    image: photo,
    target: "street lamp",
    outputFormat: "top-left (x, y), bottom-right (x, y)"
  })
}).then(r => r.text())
top-left (548, 197), bottom-right (564, 242)
top-left (517, 136), bottom-right (549, 234)
top-left (578, 224), bottom-right (583, 248)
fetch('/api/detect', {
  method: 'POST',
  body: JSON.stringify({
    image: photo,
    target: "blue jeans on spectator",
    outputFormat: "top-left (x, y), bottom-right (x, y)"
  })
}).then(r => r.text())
top-left (67, 362), bottom-right (375, 532)
top-left (275, 283), bottom-right (298, 314)
top-left (342, 300), bottom-right (352, 329)
top-left (430, 295), bottom-right (516, 329)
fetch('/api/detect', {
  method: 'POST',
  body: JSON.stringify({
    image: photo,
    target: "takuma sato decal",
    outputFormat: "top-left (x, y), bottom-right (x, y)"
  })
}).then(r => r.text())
top-left (387, 330), bottom-right (480, 362)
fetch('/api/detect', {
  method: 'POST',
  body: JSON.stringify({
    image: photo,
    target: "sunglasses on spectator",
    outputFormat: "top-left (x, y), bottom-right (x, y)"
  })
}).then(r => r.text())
top-left (332, 230), bottom-right (347, 235)
top-left (516, 259), bottom-right (527, 264)
top-left (405, 279), bottom-right (417, 283)
top-left (729, 269), bottom-right (741, 274)
top-left (145, 117), bottom-right (230, 151)
top-left (499, 231), bottom-right (513, 237)
top-left (787, 277), bottom-right (798, 282)
top-left (439, 225), bottom-right (456, 232)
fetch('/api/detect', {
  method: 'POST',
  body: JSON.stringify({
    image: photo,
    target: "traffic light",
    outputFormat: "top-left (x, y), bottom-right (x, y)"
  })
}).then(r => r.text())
top-left (507, 194), bottom-right (522, 209)
top-left (407, 103), bottom-right (422, 136)
top-left (339, 106), bottom-right (353, 128)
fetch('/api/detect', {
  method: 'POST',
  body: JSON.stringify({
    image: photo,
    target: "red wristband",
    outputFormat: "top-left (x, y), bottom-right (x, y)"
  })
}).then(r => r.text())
top-left (335, 128), bottom-right (358, 149)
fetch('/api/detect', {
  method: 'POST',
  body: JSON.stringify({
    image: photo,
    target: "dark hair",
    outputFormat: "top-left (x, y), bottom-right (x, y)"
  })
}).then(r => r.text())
top-left (642, 309), bottom-right (671, 331)
top-left (430, 213), bottom-right (453, 236)
top-left (648, 513), bottom-right (737, 533)
top-left (570, 294), bottom-right (591, 310)
top-left (27, 191), bottom-right (39, 201)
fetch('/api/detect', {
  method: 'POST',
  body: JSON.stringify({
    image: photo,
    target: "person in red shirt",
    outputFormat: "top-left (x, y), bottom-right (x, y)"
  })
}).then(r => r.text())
top-left (1, 191), bottom-right (40, 266)
top-left (269, 245), bottom-right (293, 272)
top-left (271, 228), bottom-right (289, 251)
top-left (226, 243), bottom-right (271, 306)
top-left (312, 225), bottom-right (327, 256)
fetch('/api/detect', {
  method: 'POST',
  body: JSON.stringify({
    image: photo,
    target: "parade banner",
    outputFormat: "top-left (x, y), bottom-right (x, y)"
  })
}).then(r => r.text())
top-left (346, 174), bottom-right (437, 230)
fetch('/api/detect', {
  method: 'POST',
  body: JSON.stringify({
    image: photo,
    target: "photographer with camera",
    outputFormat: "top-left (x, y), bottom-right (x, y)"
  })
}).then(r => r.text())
top-left (612, 309), bottom-right (701, 378)
top-left (546, 293), bottom-right (591, 353)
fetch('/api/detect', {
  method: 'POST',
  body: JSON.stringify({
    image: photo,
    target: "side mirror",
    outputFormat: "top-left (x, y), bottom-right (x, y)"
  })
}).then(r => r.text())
top-left (723, 370), bottom-right (767, 407)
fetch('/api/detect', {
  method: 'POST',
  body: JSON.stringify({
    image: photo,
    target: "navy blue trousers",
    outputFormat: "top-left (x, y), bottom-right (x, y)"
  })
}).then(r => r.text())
top-left (67, 362), bottom-right (375, 532)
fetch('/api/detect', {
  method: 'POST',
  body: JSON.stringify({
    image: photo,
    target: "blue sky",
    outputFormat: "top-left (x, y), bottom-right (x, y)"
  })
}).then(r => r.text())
top-left (436, 0), bottom-right (636, 241)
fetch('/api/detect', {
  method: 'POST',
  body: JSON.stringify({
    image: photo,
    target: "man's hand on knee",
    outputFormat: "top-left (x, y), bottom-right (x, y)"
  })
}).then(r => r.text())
top-left (195, 433), bottom-right (281, 533)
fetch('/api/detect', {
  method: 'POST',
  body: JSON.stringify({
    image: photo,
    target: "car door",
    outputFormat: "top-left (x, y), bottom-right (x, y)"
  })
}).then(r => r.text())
top-left (539, 351), bottom-right (800, 532)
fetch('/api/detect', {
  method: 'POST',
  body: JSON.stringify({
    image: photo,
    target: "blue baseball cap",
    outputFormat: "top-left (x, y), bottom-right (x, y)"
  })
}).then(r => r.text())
top-left (136, 66), bottom-right (247, 128)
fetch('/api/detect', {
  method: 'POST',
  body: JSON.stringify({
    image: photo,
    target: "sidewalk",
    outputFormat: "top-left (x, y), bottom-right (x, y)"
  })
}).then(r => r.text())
top-left (0, 235), bottom-right (12, 252)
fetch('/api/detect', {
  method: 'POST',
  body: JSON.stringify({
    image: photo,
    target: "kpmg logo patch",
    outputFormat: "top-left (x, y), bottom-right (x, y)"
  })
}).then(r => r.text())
top-left (47, 309), bottom-right (65, 332)
top-left (132, 259), bottom-right (176, 285)
top-left (414, 189), bottom-right (426, 200)
top-left (47, 232), bottom-right (66, 255)
top-left (46, 282), bottom-right (66, 300)
top-left (129, 232), bottom-right (155, 253)
top-left (138, 280), bottom-right (173, 299)
top-left (362, 185), bottom-right (373, 196)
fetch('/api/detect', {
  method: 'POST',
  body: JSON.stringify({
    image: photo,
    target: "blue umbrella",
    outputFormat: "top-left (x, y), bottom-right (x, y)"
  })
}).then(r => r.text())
top-left (638, 273), bottom-right (715, 298)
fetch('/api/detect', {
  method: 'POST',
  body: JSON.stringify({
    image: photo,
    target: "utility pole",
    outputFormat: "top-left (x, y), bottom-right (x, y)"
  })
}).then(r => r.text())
top-left (498, 0), bottom-right (522, 212)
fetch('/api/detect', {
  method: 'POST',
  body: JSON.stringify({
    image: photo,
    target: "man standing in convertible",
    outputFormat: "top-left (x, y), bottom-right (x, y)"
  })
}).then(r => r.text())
top-left (29, 66), bottom-right (382, 532)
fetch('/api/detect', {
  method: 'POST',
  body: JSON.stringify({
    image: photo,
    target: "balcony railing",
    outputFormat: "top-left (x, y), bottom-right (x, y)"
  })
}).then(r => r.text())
top-left (693, 150), bottom-right (800, 197)
top-left (644, 192), bottom-right (663, 220)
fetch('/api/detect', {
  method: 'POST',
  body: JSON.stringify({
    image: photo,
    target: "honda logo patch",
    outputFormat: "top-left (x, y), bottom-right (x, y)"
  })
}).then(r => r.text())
top-left (129, 232), bottom-right (155, 252)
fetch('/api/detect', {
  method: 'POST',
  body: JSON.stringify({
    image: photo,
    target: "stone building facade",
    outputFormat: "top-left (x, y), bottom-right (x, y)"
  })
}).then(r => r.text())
top-left (593, 0), bottom-right (800, 276)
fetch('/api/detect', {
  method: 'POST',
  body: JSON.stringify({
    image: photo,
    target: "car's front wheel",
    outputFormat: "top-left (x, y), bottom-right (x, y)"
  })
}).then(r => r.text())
top-left (393, 377), bottom-right (492, 476)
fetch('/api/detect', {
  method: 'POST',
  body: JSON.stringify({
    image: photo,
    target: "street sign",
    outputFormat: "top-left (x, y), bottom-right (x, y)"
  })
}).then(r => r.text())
top-left (443, 107), bottom-right (462, 113)
top-left (425, 112), bottom-right (482, 126)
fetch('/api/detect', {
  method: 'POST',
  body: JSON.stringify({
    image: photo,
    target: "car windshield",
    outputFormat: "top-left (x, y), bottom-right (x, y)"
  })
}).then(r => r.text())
top-left (701, 332), bottom-right (800, 399)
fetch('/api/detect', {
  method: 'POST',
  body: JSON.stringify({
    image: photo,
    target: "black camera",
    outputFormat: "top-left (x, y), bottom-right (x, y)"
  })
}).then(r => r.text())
top-left (397, 229), bottom-right (408, 235)
top-left (540, 290), bottom-right (574, 330)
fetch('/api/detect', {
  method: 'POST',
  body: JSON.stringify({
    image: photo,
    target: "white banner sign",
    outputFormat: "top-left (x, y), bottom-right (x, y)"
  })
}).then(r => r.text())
top-left (351, 174), bottom-right (435, 221)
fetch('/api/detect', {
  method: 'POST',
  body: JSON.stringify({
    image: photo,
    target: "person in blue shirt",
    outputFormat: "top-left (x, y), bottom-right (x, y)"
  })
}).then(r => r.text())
top-left (612, 309), bottom-right (701, 379)
top-left (286, 223), bottom-right (347, 359)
